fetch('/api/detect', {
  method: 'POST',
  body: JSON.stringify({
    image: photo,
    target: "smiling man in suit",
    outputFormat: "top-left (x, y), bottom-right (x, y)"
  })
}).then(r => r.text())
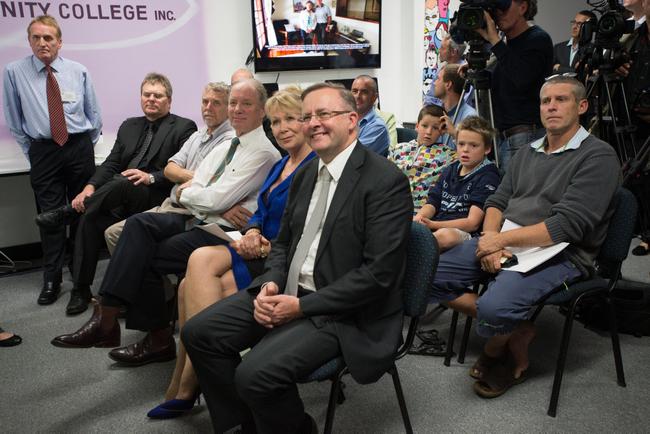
top-left (181, 82), bottom-right (413, 433)
top-left (35, 72), bottom-right (196, 315)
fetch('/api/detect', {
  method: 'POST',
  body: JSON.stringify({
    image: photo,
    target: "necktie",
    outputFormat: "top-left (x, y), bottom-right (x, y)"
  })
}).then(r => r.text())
top-left (284, 166), bottom-right (333, 296)
top-left (45, 65), bottom-right (68, 146)
top-left (209, 137), bottom-right (240, 185)
top-left (128, 123), bottom-right (154, 168)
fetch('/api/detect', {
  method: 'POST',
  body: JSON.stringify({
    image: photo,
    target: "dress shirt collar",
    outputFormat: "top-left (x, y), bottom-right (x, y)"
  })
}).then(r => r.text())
top-left (566, 38), bottom-right (574, 47)
top-left (359, 108), bottom-right (378, 127)
top-left (236, 124), bottom-right (266, 147)
top-left (317, 140), bottom-right (357, 182)
top-left (32, 55), bottom-right (63, 72)
top-left (530, 126), bottom-right (589, 154)
top-left (206, 119), bottom-right (233, 142)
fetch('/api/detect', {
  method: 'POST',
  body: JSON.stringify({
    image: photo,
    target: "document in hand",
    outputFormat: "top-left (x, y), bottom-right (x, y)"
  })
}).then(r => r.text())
top-left (500, 219), bottom-right (569, 273)
top-left (198, 223), bottom-right (243, 243)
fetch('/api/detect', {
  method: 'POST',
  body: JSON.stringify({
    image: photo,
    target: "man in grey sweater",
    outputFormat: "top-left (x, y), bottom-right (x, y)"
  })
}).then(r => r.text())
top-left (431, 76), bottom-right (620, 398)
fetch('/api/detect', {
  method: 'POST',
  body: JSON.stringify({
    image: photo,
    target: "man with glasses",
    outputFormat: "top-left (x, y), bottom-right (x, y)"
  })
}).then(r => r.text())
top-left (32, 72), bottom-right (196, 314)
top-left (552, 10), bottom-right (598, 73)
top-left (181, 82), bottom-right (413, 433)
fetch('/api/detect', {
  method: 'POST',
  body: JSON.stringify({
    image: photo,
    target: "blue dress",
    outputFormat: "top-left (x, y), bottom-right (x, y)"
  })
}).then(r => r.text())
top-left (228, 152), bottom-right (316, 289)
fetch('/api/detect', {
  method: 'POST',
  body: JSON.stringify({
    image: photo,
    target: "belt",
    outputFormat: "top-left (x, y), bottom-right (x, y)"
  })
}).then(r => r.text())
top-left (29, 131), bottom-right (89, 145)
top-left (501, 124), bottom-right (539, 139)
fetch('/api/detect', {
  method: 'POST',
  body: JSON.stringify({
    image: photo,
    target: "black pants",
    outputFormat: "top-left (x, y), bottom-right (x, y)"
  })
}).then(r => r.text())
top-left (98, 212), bottom-right (228, 330)
top-left (73, 175), bottom-right (165, 287)
top-left (28, 133), bottom-right (95, 284)
top-left (315, 23), bottom-right (327, 45)
top-left (182, 289), bottom-right (341, 434)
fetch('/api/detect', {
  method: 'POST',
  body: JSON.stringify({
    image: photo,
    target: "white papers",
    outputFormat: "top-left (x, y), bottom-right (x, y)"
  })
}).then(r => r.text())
top-left (198, 223), bottom-right (242, 242)
top-left (284, 24), bottom-right (296, 32)
top-left (500, 219), bottom-right (569, 273)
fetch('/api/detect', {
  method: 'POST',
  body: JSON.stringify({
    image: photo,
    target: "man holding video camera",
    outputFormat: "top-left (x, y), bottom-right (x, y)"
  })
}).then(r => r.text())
top-left (473, 0), bottom-right (553, 170)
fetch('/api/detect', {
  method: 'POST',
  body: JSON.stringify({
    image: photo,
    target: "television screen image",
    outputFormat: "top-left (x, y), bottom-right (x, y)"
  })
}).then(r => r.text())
top-left (252, 0), bottom-right (381, 72)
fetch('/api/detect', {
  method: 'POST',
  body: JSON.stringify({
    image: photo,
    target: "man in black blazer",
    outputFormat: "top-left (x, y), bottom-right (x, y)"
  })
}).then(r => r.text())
top-left (181, 82), bottom-right (413, 433)
top-left (36, 72), bottom-right (196, 315)
top-left (552, 10), bottom-right (597, 73)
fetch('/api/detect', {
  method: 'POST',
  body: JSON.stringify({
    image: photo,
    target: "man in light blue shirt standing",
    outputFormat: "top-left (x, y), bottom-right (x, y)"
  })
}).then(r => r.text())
top-left (3, 15), bottom-right (102, 306)
top-left (351, 75), bottom-right (390, 156)
top-left (314, 0), bottom-right (332, 45)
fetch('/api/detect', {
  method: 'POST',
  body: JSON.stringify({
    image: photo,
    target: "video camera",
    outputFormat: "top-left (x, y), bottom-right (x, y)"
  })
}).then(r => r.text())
top-left (576, 0), bottom-right (635, 74)
top-left (449, 0), bottom-right (511, 45)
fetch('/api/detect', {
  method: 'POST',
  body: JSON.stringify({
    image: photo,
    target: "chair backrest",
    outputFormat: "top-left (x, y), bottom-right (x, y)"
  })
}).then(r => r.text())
top-left (402, 222), bottom-right (439, 318)
top-left (596, 187), bottom-right (638, 276)
top-left (397, 127), bottom-right (418, 144)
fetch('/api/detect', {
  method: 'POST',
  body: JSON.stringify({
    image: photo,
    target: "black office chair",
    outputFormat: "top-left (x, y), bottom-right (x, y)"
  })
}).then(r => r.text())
top-left (299, 222), bottom-right (439, 434)
top-left (529, 187), bottom-right (636, 417)
top-left (443, 281), bottom-right (486, 366)
top-left (397, 127), bottom-right (418, 144)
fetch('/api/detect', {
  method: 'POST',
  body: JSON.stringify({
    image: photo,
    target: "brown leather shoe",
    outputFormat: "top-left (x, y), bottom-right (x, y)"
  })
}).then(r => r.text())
top-left (108, 333), bottom-right (176, 366)
top-left (51, 302), bottom-right (121, 348)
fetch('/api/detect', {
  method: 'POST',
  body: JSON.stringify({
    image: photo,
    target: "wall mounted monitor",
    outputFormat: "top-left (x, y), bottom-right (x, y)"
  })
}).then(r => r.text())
top-left (252, 0), bottom-right (381, 72)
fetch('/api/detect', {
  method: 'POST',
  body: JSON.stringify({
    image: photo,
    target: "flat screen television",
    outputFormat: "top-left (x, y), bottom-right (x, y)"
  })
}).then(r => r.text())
top-left (252, 0), bottom-right (381, 72)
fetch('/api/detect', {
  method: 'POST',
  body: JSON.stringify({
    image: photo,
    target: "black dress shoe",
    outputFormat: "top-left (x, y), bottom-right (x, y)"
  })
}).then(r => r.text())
top-left (37, 281), bottom-right (61, 305)
top-left (108, 333), bottom-right (176, 366)
top-left (66, 288), bottom-right (92, 316)
top-left (0, 334), bottom-right (22, 347)
top-left (35, 204), bottom-right (77, 229)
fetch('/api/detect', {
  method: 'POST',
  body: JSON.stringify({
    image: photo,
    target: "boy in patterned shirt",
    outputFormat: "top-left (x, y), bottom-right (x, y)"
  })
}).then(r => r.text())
top-left (388, 104), bottom-right (455, 210)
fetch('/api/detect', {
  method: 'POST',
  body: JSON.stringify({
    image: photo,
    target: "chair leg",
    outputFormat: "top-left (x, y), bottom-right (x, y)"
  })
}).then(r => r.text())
top-left (323, 376), bottom-right (342, 434)
top-left (389, 365), bottom-right (413, 434)
top-left (547, 302), bottom-right (578, 417)
top-left (444, 310), bottom-right (459, 366)
top-left (607, 297), bottom-right (626, 387)
top-left (458, 316), bottom-right (473, 364)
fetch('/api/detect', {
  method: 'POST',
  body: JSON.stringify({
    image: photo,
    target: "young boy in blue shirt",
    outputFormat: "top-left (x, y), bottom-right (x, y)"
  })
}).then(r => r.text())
top-left (413, 116), bottom-right (501, 251)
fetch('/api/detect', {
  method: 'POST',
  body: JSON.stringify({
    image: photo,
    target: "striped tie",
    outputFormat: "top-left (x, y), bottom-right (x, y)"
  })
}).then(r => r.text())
top-left (45, 65), bottom-right (68, 146)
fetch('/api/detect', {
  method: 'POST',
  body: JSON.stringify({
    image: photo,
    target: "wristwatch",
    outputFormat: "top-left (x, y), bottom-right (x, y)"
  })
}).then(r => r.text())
top-left (148, 174), bottom-right (155, 184)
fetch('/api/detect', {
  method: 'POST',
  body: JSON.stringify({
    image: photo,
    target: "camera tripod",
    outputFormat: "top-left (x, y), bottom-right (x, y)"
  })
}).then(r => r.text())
top-left (585, 69), bottom-right (638, 165)
top-left (452, 61), bottom-right (500, 167)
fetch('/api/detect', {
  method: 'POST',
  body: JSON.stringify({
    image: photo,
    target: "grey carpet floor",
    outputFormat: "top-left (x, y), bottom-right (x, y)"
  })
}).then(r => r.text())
top-left (1, 241), bottom-right (649, 433)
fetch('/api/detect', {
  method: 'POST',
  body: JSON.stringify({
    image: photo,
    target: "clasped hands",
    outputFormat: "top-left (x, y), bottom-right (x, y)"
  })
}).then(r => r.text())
top-left (253, 282), bottom-right (302, 328)
top-left (231, 229), bottom-right (271, 260)
top-left (476, 231), bottom-right (512, 274)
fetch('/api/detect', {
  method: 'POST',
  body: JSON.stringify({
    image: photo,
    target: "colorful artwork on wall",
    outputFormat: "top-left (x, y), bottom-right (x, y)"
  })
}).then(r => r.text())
top-left (422, 0), bottom-right (460, 104)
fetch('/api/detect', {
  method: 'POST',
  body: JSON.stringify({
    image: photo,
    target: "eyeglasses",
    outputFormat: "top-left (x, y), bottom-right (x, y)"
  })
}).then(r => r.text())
top-left (570, 20), bottom-right (588, 26)
top-left (545, 72), bottom-right (577, 81)
top-left (300, 110), bottom-right (351, 123)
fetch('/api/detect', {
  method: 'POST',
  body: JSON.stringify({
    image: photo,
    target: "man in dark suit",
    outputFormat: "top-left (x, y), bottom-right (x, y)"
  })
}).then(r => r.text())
top-left (552, 10), bottom-right (597, 73)
top-left (181, 82), bottom-right (413, 433)
top-left (36, 72), bottom-right (196, 315)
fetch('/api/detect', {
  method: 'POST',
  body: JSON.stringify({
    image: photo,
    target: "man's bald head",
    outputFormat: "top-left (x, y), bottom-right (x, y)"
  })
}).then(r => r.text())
top-left (230, 68), bottom-right (254, 85)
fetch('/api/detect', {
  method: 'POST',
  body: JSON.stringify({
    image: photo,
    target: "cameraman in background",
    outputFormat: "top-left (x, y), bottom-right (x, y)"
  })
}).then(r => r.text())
top-left (472, 0), bottom-right (553, 170)
top-left (619, 0), bottom-right (650, 256)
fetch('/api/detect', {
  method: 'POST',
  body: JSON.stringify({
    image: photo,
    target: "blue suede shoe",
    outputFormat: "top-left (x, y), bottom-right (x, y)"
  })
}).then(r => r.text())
top-left (147, 396), bottom-right (199, 419)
